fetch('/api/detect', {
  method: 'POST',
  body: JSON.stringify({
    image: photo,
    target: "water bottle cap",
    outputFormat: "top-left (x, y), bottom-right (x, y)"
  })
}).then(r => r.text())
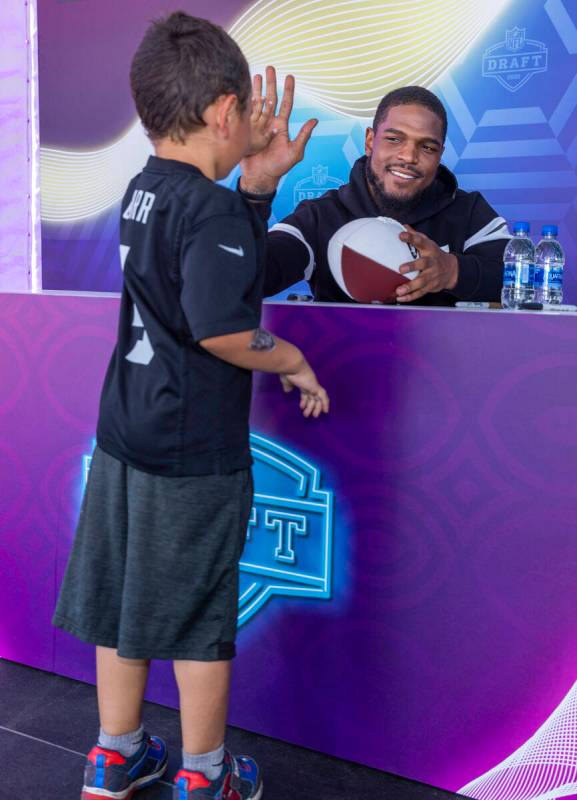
top-left (542, 224), bottom-right (558, 237)
top-left (513, 221), bottom-right (530, 234)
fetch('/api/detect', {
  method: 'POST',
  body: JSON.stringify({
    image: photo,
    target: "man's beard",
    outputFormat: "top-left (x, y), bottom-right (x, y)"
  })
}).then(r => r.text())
top-left (365, 160), bottom-right (428, 220)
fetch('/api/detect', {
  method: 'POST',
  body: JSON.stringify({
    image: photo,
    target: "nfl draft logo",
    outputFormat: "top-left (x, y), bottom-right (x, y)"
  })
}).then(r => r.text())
top-left (238, 434), bottom-right (333, 626)
top-left (82, 435), bottom-right (334, 627)
top-left (293, 165), bottom-right (343, 205)
top-left (482, 28), bottom-right (548, 92)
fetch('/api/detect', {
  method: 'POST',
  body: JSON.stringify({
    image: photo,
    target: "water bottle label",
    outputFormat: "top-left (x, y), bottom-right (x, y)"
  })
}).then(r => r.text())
top-left (520, 263), bottom-right (534, 289)
top-left (503, 262), bottom-right (516, 287)
top-left (534, 267), bottom-right (545, 288)
top-left (549, 267), bottom-right (563, 289)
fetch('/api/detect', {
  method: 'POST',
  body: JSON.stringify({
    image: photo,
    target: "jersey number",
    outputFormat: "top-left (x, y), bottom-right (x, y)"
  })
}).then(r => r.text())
top-left (120, 245), bottom-right (155, 366)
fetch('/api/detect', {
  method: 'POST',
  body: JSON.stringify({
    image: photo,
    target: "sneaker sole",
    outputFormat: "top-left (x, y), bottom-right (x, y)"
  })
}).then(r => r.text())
top-left (251, 782), bottom-right (264, 800)
top-left (81, 757), bottom-right (168, 800)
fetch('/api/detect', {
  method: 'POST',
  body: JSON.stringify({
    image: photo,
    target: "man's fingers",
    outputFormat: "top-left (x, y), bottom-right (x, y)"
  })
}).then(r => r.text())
top-left (399, 225), bottom-right (435, 253)
top-left (399, 257), bottom-right (426, 276)
top-left (399, 227), bottom-right (425, 246)
top-left (396, 286), bottom-right (428, 303)
top-left (278, 73), bottom-right (296, 120)
top-left (396, 270), bottom-right (439, 302)
top-left (396, 274), bottom-right (426, 298)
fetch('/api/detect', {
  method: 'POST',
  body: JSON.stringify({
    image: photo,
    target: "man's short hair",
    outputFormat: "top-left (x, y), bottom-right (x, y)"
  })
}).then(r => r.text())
top-left (372, 86), bottom-right (448, 142)
top-left (130, 12), bottom-right (251, 143)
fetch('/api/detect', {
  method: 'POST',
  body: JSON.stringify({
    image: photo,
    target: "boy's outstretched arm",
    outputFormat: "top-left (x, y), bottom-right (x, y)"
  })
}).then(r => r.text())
top-left (199, 329), bottom-right (329, 418)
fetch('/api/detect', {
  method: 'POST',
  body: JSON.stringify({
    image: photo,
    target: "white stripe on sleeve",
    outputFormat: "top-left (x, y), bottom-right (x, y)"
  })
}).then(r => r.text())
top-left (463, 217), bottom-right (511, 251)
top-left (269, 222), bottom-right (316, 281)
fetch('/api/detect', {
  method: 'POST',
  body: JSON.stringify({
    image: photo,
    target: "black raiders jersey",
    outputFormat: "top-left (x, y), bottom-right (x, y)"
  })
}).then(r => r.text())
top-left (97, 156), bottom-right (265, 476)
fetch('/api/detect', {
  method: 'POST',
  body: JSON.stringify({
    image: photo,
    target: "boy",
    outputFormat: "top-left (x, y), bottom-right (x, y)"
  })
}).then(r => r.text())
top-left (52, 12), bottom-right (328, 800)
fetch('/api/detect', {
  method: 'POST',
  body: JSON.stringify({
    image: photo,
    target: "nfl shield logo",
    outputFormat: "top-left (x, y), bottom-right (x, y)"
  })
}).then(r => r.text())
top-left (293, 165), bottom-right (343, 205)
top-left (505, 27), bottom-right (525, 51)
top-left (312, 165), bottom-right (329, 186)
top-left (238, 434), bottom-right (334, 626)
top-left (482, 27), bottom-right (548, 92)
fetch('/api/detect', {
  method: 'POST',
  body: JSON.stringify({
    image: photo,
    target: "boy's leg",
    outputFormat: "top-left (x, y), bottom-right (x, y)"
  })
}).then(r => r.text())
top-left (173, 659), bottom-right (262, 798)
top-left (79, 646), bottom-right (168, 799)
top-left (174, 659), bottom-right (231, 753)
top-left (97, 645), bottom-right (149, 735)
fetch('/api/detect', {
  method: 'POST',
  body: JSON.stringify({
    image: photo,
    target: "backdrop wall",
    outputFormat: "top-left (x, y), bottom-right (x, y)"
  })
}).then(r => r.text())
top-left (38, 0), bottom-right (577, 300)
top-left (3, 2), bottom-right (577, 800)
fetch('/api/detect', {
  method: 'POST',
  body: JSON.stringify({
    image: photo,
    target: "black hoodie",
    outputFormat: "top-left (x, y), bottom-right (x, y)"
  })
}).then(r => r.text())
top-left (246, 156), bottom-right (510, 305)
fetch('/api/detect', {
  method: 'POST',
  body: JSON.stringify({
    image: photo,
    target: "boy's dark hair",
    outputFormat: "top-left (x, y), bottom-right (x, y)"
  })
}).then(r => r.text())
top-left (372, 86), bottom-right (448, 141)
top-left (130, 12), bottom-right (252, 143)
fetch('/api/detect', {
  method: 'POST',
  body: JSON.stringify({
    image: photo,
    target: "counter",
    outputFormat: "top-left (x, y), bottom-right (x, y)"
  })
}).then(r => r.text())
top-left (2, 293), bottom-right (577, 797)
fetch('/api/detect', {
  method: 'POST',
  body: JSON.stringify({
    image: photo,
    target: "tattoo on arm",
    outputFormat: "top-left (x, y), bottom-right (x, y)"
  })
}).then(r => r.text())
top-left (249, 327), bottom-right (276, 352)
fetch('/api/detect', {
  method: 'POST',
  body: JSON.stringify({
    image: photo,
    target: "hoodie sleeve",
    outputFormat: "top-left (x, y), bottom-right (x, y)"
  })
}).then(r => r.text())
top-left (238, 182), bottom-right (319, 297)
top-left (451, 194), bottom-right (510, 302)
top-left (264, 202), bottom-right (319, 296)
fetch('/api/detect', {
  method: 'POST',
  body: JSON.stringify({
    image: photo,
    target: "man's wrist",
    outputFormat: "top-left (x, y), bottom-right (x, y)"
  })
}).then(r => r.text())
top-left (445, 253), bottom-right (459, 291)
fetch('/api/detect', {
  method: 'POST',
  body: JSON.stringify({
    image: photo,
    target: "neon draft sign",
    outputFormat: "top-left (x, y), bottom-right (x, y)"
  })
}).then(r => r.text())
top-left (82, 434), bottom-right (334, 626)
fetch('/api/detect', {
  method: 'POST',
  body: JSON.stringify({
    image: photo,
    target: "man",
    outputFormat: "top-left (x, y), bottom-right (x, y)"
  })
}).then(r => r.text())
top-left (240, 69), bottom-right (509, 305)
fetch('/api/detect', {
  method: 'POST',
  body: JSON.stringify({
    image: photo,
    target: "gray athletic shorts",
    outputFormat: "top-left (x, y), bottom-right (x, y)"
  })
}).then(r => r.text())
top-left (52, 446), bottom-right (253, 661)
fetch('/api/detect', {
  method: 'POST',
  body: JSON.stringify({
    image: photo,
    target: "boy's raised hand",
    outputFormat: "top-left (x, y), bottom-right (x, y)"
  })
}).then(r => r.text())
top-left (241, 66), bottom-right (318, 194)
top-left (245, 71), bottom-right (277, 155)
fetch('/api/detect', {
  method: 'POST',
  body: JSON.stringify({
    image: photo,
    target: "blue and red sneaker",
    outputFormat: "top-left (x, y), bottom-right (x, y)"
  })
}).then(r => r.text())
top-left (173, 751), bottom-right (262, 799)
top-left (81, 733), bottom-right (168, 799)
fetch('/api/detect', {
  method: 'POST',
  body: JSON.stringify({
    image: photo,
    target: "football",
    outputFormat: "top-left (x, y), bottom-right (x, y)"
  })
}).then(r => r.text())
top-left (327, 217), bottom-right (419, 303)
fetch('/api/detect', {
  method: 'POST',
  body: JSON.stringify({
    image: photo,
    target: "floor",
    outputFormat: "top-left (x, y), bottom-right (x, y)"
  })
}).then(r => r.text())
top-left (0, 659), bottom-right (465, 799)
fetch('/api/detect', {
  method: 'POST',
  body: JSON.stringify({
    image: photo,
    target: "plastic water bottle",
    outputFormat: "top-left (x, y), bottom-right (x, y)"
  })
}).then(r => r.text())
top-left (534, 225), bottom-right (564, 305)
top-left (501, 222), bottom-right (535, 309)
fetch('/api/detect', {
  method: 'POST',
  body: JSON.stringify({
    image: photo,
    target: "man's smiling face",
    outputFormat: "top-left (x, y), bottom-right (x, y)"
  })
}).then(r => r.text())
top-left (365, 103), bottom-right (445, 210)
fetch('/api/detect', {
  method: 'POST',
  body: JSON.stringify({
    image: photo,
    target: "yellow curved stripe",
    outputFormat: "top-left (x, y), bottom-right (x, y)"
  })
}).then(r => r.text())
top-left (40, 122), bottom-right (152, 223)
top-left (230, 0), bottom-right (511, 118)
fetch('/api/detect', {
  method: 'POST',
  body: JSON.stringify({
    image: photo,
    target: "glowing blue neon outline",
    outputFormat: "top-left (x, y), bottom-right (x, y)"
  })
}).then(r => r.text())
top-left (249, 445), bottom-right (309, 495)
top-left (237, 433), bottom-right (334, 627)
top-left (264, 510), bottom-right (307, 563)
top-left (81, 433), bottom-right (334, 628)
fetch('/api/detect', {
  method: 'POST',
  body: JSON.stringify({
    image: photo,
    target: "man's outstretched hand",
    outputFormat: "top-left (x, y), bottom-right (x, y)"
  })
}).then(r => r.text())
top-left (241, 66), bottom-right (317, 195)
top-left (396, 226), bottom-right (459, 303)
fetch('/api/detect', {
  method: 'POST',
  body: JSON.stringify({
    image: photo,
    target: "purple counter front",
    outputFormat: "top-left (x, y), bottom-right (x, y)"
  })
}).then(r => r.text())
top-left (2, 293), bottom-right (577, 800)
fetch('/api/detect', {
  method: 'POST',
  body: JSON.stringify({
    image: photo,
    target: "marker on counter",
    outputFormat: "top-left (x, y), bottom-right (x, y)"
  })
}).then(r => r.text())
top-left (519, 301), bottom-right (577, 312)
top-left (455, 302), bottom-right (499, 309)
top-left (541, 304), bottom-right (577, 312)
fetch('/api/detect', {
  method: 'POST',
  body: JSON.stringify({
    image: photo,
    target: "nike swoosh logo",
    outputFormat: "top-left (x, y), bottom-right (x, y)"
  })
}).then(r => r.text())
top-left (218, 244), bottom-right (244, 257)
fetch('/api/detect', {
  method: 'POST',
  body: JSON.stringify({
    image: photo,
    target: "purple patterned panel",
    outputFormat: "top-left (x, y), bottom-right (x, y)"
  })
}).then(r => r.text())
top-left (0, 0), bottom-right (32, 291)
top-left (0, 295), bottom-right (117, 668)
top-left (3, 294), bottom-right (577, 797)
top-left (38, 0), bottom-right (244, 147)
